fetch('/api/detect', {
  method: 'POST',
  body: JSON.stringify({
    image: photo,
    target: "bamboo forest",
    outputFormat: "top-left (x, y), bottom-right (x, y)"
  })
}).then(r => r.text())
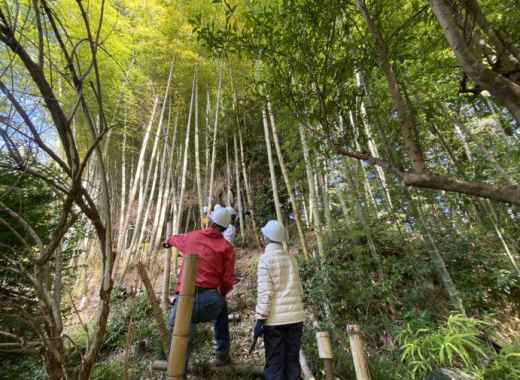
top-left (1, 0), bottom-right (520, 379)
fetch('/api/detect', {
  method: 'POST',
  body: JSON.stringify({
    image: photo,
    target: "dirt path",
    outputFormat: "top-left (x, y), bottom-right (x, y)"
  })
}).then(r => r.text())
top-left (188, 246), bottom-right (265, 379)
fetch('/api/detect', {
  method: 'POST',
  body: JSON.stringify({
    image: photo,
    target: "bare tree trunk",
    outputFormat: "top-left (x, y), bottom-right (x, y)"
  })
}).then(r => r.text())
top-left (430, 0), bottom-right (520, 124)
top-left (357, 0), bottom-right (426, 172)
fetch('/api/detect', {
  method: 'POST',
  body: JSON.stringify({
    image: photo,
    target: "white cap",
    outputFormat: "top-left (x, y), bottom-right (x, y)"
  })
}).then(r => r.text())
top-left (214, 204), bottom-right (223, 210)
top-left (226, 206), bottom-right (237, 216)
top-left (261, 220), bottom-right (286, 243)
top-left (209, 207), bottom-right (231, 228)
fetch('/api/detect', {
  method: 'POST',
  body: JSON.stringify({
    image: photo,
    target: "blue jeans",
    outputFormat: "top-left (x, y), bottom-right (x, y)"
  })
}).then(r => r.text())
top-left (167, 289), bottom-right (230, 367)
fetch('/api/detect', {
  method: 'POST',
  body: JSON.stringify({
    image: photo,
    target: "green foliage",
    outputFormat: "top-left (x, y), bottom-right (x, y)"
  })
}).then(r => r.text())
top-left (102, 293), bottom-right (162, 355)
top-left (0, 358), bottom-right (48, 380)
top-left (480, 344), bottom-right (520, 380)
top-left (397, 314), bottom-right (488, 378)
top-left (91, 360), bottom-right (140, 380)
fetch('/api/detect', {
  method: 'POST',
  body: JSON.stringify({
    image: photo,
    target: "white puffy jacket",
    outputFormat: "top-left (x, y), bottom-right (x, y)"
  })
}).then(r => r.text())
top-left (255, 243), bottom-right (305, 326)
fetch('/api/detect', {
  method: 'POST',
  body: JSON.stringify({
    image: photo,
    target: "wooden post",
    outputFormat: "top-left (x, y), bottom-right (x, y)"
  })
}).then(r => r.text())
top-left (316, 331), bottom-right (334, 380)
top-left (167, 254), bottom-right (199, 380)
top-left (347, 325), bottom-right (371, 380)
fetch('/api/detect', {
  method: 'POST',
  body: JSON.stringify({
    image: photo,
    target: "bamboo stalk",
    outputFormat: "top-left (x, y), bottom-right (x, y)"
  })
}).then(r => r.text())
top-left (267, 102), bottom-right (310, 260)
top-left (194, 70), bottom-right (204, 227)
top-left (299, 125), bottom-right (324, 256)
top-left (262, 106), bottom-right (288, 252)
top-left (238, 126), bottom-right (261, 247)
top-left (347, 325), bottom-right (371, 380)
top-left (167, 255), bottom-right (199, 380)
top-left (161, 222), bottom-right (174, 312)
top-left (207, 68), bottom-right (223, 209)
top-left (316, 331), bottom-right (334, 380)
top-left (233, 133), bottom-right (245, 242)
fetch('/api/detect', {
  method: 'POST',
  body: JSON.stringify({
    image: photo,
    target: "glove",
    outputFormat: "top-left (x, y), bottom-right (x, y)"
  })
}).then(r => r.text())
top-left (163, 241), bottom-right (171, 249)
top-left (254, 319), bottom-right (265, 338)
top-left (249, 319), bottom-right (265, 355)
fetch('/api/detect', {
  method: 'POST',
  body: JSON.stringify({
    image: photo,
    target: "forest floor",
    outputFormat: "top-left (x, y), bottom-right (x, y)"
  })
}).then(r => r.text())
top-left (72, 246), bottom-right (266, 379)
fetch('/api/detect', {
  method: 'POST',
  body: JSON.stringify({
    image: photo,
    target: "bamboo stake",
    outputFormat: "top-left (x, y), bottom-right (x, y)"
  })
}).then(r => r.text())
top-left (137, 262), bottom-right (169, 354)
top-left (347, 325), bottom-right (371, 380)
top-left (316, 332), bottom-right (334, 380)
top-left (267, 102), bottom-right (310, 260)
top-left (167, 255), bottom-right (199, 380)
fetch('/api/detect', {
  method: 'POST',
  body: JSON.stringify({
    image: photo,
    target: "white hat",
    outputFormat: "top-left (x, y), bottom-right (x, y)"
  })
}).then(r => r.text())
top-left (226, 206), bottom-right (237, 216)
top-left (261, 220), bottom-right (286, 243)
top-left (209, 207), bottom-right (231, 228)
top-left (214, 204), bottom-right (223, 210)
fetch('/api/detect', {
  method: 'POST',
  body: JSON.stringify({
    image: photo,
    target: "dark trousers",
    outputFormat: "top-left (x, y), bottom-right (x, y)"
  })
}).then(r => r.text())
top-left (167, 289), bottom-right (230, 368)
top-left (264, 322), bottom-right (303, 380)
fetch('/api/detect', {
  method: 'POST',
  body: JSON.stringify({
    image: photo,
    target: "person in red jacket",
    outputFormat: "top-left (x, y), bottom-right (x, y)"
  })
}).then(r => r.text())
top-left (163, 206), bottom-right (235, 368)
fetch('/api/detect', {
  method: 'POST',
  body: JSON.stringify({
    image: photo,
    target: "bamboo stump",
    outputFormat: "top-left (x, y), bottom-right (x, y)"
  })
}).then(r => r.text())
top-left (347, 324), bottom-right (371, 380)
top-left (316, 331), bottom-right (334, 380)
top-left (167, 254), bottom-right (198, 380)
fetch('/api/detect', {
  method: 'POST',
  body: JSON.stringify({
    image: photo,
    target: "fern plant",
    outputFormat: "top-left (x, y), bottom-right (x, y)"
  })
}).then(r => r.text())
top-left (397, 314), bottom-right (490, 379)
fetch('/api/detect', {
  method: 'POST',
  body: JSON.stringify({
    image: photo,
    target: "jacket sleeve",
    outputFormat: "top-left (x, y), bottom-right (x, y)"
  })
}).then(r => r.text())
top-left (220, 246), bottom-right (235, 296)
top-left (255, 255), bottom-right (273, 320)
top-left (167, 234), bottom-right (188, 254)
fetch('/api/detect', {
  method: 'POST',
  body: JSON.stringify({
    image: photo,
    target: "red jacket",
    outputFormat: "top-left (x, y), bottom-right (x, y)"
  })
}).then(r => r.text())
top-left (166, 227), bottom-right (235, 296)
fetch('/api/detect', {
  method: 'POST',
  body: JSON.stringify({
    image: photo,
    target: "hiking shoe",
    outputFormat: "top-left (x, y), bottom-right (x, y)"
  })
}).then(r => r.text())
top-left (214, 351), bottom-right (232, 367)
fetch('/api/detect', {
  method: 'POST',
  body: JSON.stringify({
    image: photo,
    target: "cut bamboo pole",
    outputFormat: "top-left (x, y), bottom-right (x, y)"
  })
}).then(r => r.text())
top-left (316, 332), bottom-right (334, 380)
top-left (137, 262), bottom-right (169, 354)
top-left (347, 325), bottom-right (371, 380)
top-left (167, 255), bottom-right (199, 380)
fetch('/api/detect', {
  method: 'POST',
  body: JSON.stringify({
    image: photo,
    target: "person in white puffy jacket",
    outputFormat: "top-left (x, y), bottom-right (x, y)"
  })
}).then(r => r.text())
top-left (254, 220), bottom-right (305, 380)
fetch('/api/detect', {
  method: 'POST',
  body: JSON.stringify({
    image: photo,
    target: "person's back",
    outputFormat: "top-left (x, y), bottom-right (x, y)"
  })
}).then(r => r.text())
top-left (256, 242), bottom-right (304, 326)
top-left (163, 207), bottom-right (235, 371)
top-left (254, 220), bottom-right (305, 380)
top-left (169, 227), bottom-right (234, 295)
